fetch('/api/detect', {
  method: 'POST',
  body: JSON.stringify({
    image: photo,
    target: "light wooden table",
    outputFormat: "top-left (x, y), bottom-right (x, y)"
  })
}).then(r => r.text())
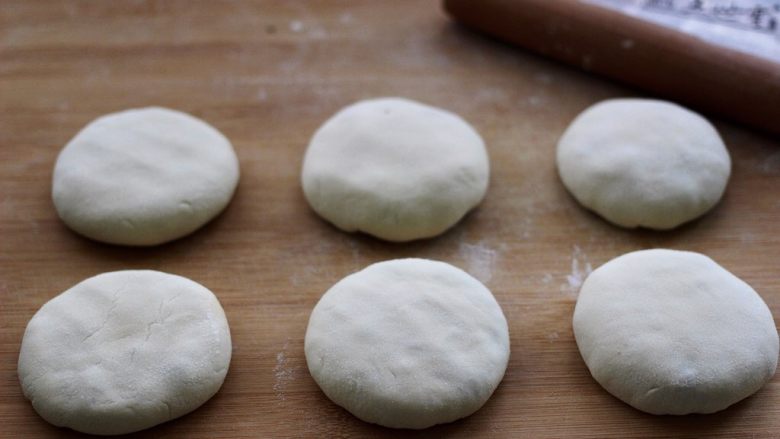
top-left (1, 1), bottom-right (779, 437)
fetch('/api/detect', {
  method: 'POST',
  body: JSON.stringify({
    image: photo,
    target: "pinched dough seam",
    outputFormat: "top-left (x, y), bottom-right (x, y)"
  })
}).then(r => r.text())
top-left (81, 290), bottom-right (122, 343)
top-left (144, 293), bottom-right (182, 342)
top-left (161, 400), bottom-right (172, 418)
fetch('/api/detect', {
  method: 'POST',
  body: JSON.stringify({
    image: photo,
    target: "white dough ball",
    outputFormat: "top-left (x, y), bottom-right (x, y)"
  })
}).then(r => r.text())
top-left (18, 270), bottom-right (232, 435)
top-left (53, 107), bottom-right (240, 246)
top-left (556, 99), bottom-right (731, 229)
top-left (304, 258), bottom-right (509, 428)
top-left (301, 97), bottom-right (489, 241)
top-left (573, 249), bottom-right (778, 415)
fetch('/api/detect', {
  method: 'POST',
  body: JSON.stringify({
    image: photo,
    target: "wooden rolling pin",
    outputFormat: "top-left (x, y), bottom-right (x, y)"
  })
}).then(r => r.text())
top-left (444, 0), bottom-right (780, 135)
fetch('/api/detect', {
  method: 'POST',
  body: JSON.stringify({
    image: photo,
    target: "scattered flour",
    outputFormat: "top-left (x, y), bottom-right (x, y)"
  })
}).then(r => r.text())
top-left (759, 151), bottom-right (780, 175)
top-left (527, 96), bottom-right (544, 107)
top-left (563, 245), bottom-right (592, 294)
top-left (740, 232), bottom-right (756, 244)
top-left (273, 339), bottom-right (296, 401)
top-left (458, 241), bottom-right (498, 284)
top-left (475, 87), bottom-right (507, 105)
top-left (289, 20), bottom-right (304, 32)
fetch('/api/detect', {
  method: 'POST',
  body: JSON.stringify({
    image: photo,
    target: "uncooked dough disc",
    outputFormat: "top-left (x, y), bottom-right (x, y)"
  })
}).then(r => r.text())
top-left (53, 107), bottom-right (240, 246)
top-left (573, 249), bottom-right (778, 415)
top-left (305, 258), bottom-right (510, 429)
top-left (301, 97), bottom-right (489, 242)
top-left (556, 99), bottom-right (731, 230)
top-left (18, 270), bottom-right (232, 435)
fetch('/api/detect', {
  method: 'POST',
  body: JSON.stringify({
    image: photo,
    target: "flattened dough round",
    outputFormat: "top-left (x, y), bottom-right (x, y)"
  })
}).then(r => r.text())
top-left (53, 107), bottom-right (240, 246)
top-left (557, 99), bottom-right (731, 229)
top-left (301, 97), bottom-right (489, 241)
top-left (305, 258), bottom-right (509, 429)
top-left (573, 249), bottom-right (778, 415)
top-left (18, 270), bottom-right (232, 435)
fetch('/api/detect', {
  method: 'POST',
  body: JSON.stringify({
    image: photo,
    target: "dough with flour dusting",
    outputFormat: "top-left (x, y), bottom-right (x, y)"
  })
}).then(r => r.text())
top-left (18, 270), bottom-right (232, 435)
top-left (557, 99), bottom-right (730, 229)
top-left (301, 97), bottom-right (489, 241)
top-left (53, 107), bottom-right (240, 246)
top-left (305, 258), bottom-right (509, 428)
top-left (573, 249), bottom-right (778, 415)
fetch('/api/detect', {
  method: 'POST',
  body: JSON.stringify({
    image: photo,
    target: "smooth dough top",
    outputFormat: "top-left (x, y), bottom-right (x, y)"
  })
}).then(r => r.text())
top-left (556, 99), bottom-right (731, 229)
top-left (53, 107), bottom-right (240, 246)
top-left (305, 258), bottom-right (509, 429)
top-left (573, 249), bottom-right (778, 415)
top-left (301, 97), bottom-right (489, 242)
top-left (18, 270), bottom-right (232, 435)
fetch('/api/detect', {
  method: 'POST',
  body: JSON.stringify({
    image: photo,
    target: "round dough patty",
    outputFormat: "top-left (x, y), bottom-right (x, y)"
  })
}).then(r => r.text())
top-left (556, 99), bottom-right (731, 229)
top-left (305, 258), bottom-right (510, 429)
top-left (573, 249), bottom-right (778, 415)
top-left (301, 97), bottom-right (489, 242)
top-left (18, 270), bottom-right (232, 435)
top-left (53, 107), bottom-right (240, 246)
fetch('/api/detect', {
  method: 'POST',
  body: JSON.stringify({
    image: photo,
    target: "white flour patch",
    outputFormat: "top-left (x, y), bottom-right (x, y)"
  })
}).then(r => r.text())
top-left (542, 273), bottom-right (553, 284)
top-left (475, 87), bottom-right (507, 105)
top-left (289, 20), bottom-right (304, 32)
top-left (458, 241), bottom-right (498, 283)
top-left (527, 95), bottom-right (544, 107)
top-left (563, 245), bottom-right (592, 294)
top-left (273, 339), bottom-right (296, 401)
top-left (289, 263), bottom-right (323, 287)
top-left (759, 151), bottom-right (780, 175)
top-left (518, 212), bottom-right (535, 238)
top-left (339, 12), bottom-right (353, 24)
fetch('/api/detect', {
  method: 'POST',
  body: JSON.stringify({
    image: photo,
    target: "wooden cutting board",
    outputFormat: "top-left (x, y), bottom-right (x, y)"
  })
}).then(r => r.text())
top-left (1, 1), bottom-right (779, 438)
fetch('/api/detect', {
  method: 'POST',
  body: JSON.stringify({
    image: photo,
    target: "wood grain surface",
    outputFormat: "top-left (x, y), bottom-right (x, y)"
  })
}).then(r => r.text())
top-left (1, 1), bottom-right (779, 438)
